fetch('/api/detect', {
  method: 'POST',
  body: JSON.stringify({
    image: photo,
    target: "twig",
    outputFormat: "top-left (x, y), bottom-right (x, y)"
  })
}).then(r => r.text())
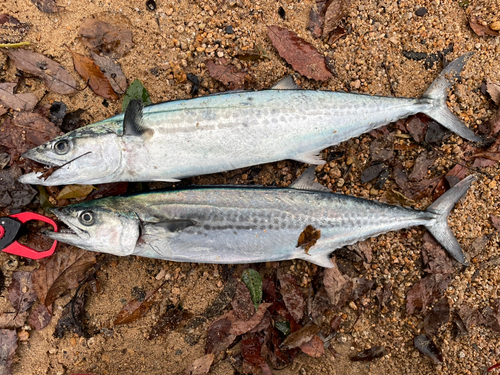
top-left (0, 42), bottom-right (31, 48)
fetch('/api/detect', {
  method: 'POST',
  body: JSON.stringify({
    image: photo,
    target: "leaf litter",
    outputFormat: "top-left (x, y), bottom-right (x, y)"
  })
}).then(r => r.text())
top-left (0, 329), bottom-right (17, 375)
top-left (0, 82), bottom-right (37, 112)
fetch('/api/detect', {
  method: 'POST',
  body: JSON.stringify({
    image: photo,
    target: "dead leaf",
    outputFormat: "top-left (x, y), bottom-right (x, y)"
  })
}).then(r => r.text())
top-left (381, 189), bottom-right (416, 207)
top-left (267, 25), bottom-right (332, 81)
top-left (67, 47), bottom-right (118, 100)
top-left (491, 215), bottom-right (500, 231)
top-left (205, 59), bottom-right (248, 90)
top-left (56, 184), bottom-right (95, 200)
top-left (9, 272), bottom-right (36, 314)
top-left (424, 298), bottom-right (450, 337)
top-left (323, 257), bottom-right (353, 308)
top-left (89, 52), bottom-right (127, 94)
top-left (54, 290), bottom-right (86, 338)
top-left (327, 26), bottom-right (347, 45)
top-left (0, 330), bottom-right (17, 375)
top-left (421, 232), bottom-right (454, 274)
top-left (414, 335), bottom-right (443, 364)
top-left (406, 274), bottom-right (451, 315)
top-left (241, 333), bottom-right (273, 375)
top-left (229, 302), bottom-right (272, 335)
top-left (484, 299), bottom-right (500, 333)
top-left (0, 82), bottom-right (37, 112)
top-left (278, 273), bottom-right (304, 322)
top-left (30, 0), bottom-right (60, 13)
top-left (0, 111), bottom-right (62, 162)
top-left (184, 353), bottom-right (214, 375)
top-left (323, 0), bottom-right (349, 37)
top-left (281, 323), bottom-right (321, 349)
top-left (114, 287), bottom-right (159, 325)
top-left (445, 164), bottom-right (467, 187)
top-left (3, 49), bottom-right (77, 95)
top-left (369, 133), bottom-right (394, 162)
top-left (406, 115), bottom-right (428, 143)
top-left (308, 3), bottom-right (324, 39)
top-left (78, 16), bottom-right (134, 59)
top-left (31, 245), bottom-right (97, 307)
top-left (148, 305), bottom-right (192, 340)
top-left (299, 334), bottom-right (325, 357)
top-left (491, 110), bottom-right (500, 135)
top-left (468, 235), bottom-right (490, 259)
top-left (360, 163), bottom-right (385, 184)
top-left (487, 80), bottom-right (500, 105)
top-left (296, 225), bottom-right (321, 254)
top-left (0, 167), bottom-right (37, 209)
top-left (28, 304), bottom-right (52, 331)
top-left (0, 312), bottom-right (28, 329)
top-left (458, 305), bottom-right (485, 331)
top-left (469, 15), bottom-right (499, 37)
top-left (205, 317), bottom-right (235, 354)
top-left (350, 346), bottom-right (385, 361)
top-left (410, 152), bottom-right (436, 182)
top-left (232, 281), bottom-right (256, 321)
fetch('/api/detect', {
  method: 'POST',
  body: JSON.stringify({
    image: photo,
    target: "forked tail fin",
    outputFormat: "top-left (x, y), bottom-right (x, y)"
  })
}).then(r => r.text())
top-left (421, 53), bottom-right (482, 143)
top-left (425, 175), bottom-right (476, 265)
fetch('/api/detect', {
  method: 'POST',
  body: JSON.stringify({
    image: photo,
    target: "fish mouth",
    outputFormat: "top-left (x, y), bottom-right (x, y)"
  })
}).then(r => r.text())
top-left (21, 149), bottom-right (62, 167)
top-left (44, 209), bottom-right (90, 243)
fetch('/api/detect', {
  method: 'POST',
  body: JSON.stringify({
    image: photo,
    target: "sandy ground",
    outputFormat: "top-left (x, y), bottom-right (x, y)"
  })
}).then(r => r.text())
top-left (1, 0), bottom-right (500, 374)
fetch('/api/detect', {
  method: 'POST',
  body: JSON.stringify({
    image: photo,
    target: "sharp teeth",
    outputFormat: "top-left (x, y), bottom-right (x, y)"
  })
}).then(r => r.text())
top-left (59, 228), bottom-right (76, 234)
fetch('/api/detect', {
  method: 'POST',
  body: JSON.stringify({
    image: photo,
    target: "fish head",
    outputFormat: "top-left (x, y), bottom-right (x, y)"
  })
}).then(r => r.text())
top-left (45, 200), bottom-right (140, 256)
top-left (18, 130), bottom-right (123, 185)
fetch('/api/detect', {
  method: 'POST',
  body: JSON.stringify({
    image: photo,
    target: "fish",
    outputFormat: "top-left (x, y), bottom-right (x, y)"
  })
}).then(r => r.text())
top-left (43, 168), bottom-right (474, 267)
top-left (18, 53), bottom-right (481, 186)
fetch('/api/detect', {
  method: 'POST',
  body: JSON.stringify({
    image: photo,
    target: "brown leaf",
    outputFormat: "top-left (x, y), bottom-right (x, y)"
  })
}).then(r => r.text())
top-left (0, 312), bottom-right (28, 329)
top-left (0, 82), bottom-right (37, 112)
top-left (406, 115), bottom-right (428, 143)
top-left (458, 305), bottom-right (485, 331)
top-left (406, 274), bottom-right (450, 315)
top-left (3, 49), bottom-right (77, 95)
top-left (267, 25), bottom-right (332, 81)
top-left (281, 323), bottom-right (321, 349)
top-left (323, 0), bottom-right (349, 37)
top-left (78, 16), bottom-right (134, 59)
top-left (445, 164), bottom-right (467, 187)
top-left (296, 225), bottom-right (321, 254)
top-left (308, 4), bottom-right (324, 39)
top-left (148, 305), bottom-right (192, 340)
top-left (323, 257), bottom-right (353, 308)
top-left (424, 298), bottom-right (450, 337)
top-left (54, 289), bottom-right (86, 338)
top-left (0, 330), bottom-right (17, 375)
top-left (8, 272), bottom-right (36, 313)
top-left (491, 215), bottom-right (500, 232)
top-left (484, 300), bottom-right (500, 333)
top-left (30, 0), bottom-right (60, 13)
top-left (67, 47), bottom-right (118, 100)
top-left (278, 273), bottom-right (304, 322)
top-left (114, 290), bottom-right (157, 325)
top-left (469, 15), bottom-right (499, 37)
top-left (241, 333), bottom-right (270, 373)
top-left (31, 245), bottom-right (97, 307)
top-left (409, 152), bottom-right (435, 182)
top-left (184, 353), bottom-right (214, 375)
top-left (299, 334), bottom-right (325, 357)
top-left (205, 316), bottom-right (236, 354)
top-left (491, 109), bottom-right (500, 135)
top-left (310, 287), bottom-right (332, 321)
top-left (350, 346), bottom-right (385, 361)
top-left (381, 189), bottom-right (416, 207)
top-left (421, 232), bottom-right (453, 274)
top-left (468, 235), bottom-right (490, 259)
top-left (0, 167), bottom-right (37, 209)
top-left (27, 304), bottom-right (51, 331)
top-left (205, 59), bottom-right (248, 90)
top-left (229, 302), bottom-right (272, 335)
top-left (232, 281), bottom-right (256, 321)
top-left (487, 80), bottom-right (500, 105)
top-left (0, 111), bottom-right (62, 162)
top-left (369, 133), bottom-right (394, 162)
top-left (414, 335), bottom-right (443, 364)
top-left (327, 26), bottom-right (347, 45)
top-left (89, 52), bottom-right (127, 94)
top-left (56, 184), bottom-right (95, 200)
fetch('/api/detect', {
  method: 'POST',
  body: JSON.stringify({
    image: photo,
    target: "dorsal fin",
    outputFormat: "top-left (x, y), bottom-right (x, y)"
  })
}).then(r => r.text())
top-left (271, 75), bottom-right (300, 90)
top-left (290, 167), bottom-right (330, 192)
top-left (123, 99), bottom-right (148, 136)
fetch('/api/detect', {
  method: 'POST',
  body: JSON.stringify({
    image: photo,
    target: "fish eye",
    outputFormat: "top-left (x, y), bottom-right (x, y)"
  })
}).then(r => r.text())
top-left (79, 210), bottom-right (95, 226)
top-left (54, 139), bottom-right (70, 154)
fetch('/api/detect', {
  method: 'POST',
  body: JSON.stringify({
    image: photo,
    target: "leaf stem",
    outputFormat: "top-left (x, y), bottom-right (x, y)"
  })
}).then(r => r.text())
top-left (0, 42), bottom-right (31, 48)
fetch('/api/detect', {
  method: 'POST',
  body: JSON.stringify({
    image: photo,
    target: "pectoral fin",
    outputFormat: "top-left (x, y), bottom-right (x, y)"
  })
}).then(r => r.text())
top-left (123, 99), bottom-right (152, 137)
top-left (292, 151), bottom-right (326, 165)
top-left (271, 75), bottom-right (300, 90)
top-left (147, 220), bottom-right (197, 233)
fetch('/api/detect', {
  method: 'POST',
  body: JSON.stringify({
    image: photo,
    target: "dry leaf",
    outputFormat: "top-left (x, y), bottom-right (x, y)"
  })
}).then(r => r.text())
top-left (184, 353), bottom-right (214, 375)
top-left (421, 232), bottom-right (454, 274)
top-left (350, 346), bottom-right (385, 361)
top-left (0, 82), bottom-right (37, 112)
top-left (296, 225), bottom-right (321, 254)
top-left (67, 47), bottom-right (118, 100)
top-left (323, 0), bottom-right (349, 37)
top-left (229, 302), bottom-right (272, 335)
top-left (114, 288), bottom-right (159, 325)
top-left (4, 49), bottom-right (77, 95)
top-left (54, 290), bottom-right (86, 338)
top-left (89, 52), bottom-right (127, 94)
top-left (424, 298), bottom-right (450, 337)
top-left (0, 167), bottom-right (37, 209)
top-left (323, 257), bottom-right (353, 308)
top-left (299, 335), bottom-right (325, 357)
top-left (308, 3), bottom-right (324, 39)
top-left (28, 304), bottom-right (52, 331)
top-left (31, 245), bottom-right (97, 307)
top-left (0, 330), bottom-right (17, 375)
top-left (205, 59), bottom-right (248, 90)
top-left (205, 317), bottom-right (236, 354)
top-left (30, 0), bottom-right (60, 13)
top-left (0, 312), bottom-right (28, 329)
top-left (487, 80), bottom-right (500, 105)
top-left (9, 272), bottom-right (37, 314)
top-left (56, 184), bottom-right (95, 200)
top-left (277, 273), bottom-right (304, 322)
top-left (414, 335), bottom-right (443, 364)
top-left (469, 16), bottom-right (499, 37)
top-left (406, 274), bottom-right (450, 315)
top-left (281, 323), bottom-right (321, 349)
top-left (78, 16), bottom-right (133, 59)
top-left (148, 305), bottom-right (192, 340)
top-left (267, 25), bottom-right (332, 81)
top-left (491, 215), bottom-right (500, 232)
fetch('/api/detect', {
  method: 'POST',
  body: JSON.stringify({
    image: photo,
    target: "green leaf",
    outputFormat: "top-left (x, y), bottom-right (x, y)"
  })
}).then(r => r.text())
top-left (37, 186), bottom-right (53, 213)
top-left (122, 79), bottom-right (152, 112)
top-left (241, 269), bottom-right (262, 310)
top-left (275, 320), bottom-right (291, 336)
top-left (56, 185), bottom-right (95, 200)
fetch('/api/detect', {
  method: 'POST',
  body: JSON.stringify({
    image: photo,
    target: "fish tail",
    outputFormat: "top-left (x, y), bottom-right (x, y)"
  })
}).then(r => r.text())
top-left (424, 175), bottom-right (475, 265)
top-left (420, 53), bottom-right (482, 143)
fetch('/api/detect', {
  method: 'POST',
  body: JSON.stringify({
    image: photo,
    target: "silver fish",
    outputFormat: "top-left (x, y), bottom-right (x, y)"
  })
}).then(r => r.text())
top-left (19, 54), bottom-right (480, 186)
top-left (44, 168), bottom-right (474, 267)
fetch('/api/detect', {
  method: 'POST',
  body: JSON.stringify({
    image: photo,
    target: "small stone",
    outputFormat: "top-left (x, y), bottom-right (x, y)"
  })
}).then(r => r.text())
top-left (155, 269), bottom-right (166, 280)
top-left (370, 188), bottom-right (379, 196)
top-left (491, 21), bottom-right (500, 31)
top-left (18, 331), bottom-right (29, 341)
top-left (225, 25), bottom-right (234, 34)
top-left (415, 7), bottom-right (427, 16)
top-left (217, 51), bottom-right (224, 58)
top-left (352, 80), bottom-right (361, 89)
top-left (166, 8), bottom-right (173, 15)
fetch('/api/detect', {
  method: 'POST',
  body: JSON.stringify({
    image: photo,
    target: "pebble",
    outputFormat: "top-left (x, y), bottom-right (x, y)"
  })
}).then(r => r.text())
top-left (415, 7), bottom-right (427, 16)
top-left (18, 331), bottom-right (29, 341)
top-left (490, 21), bottom-right (500, 31)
